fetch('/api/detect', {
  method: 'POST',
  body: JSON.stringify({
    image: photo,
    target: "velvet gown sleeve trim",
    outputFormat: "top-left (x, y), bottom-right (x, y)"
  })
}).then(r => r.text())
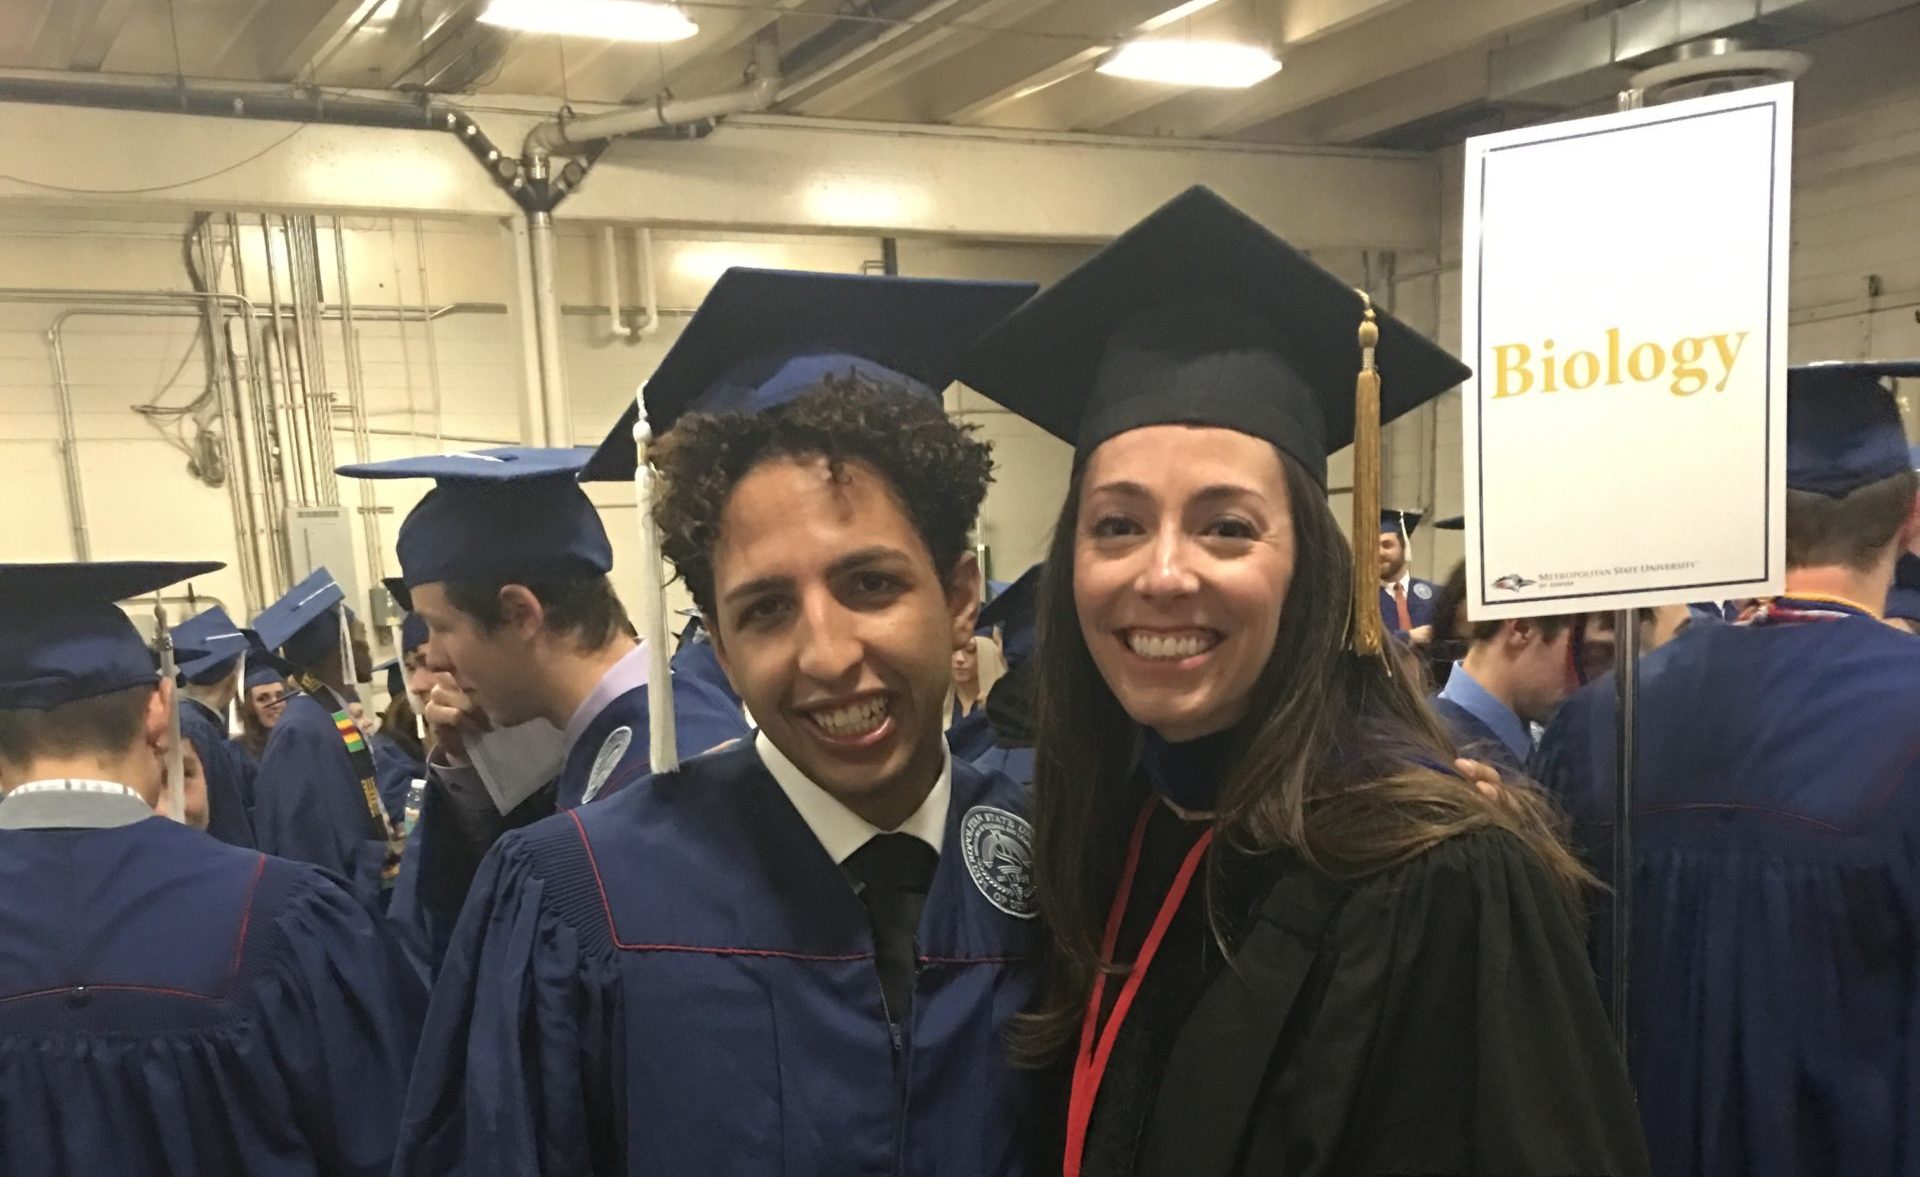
top-left (1147, 828), bottom-right (1650, 1177)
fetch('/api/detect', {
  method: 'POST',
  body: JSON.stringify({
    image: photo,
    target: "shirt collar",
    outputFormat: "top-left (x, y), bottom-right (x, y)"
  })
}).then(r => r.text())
top-left (0, 779), bottom-right (156, 830)
top-left (1438, 661), bottom-right (1534, 765)
top-left (563, 641), bottom-right (650, 753)
top-left (755, 730), bottom-right (949, 864)
top-left (1382, 570), bottom-right (1411, 594)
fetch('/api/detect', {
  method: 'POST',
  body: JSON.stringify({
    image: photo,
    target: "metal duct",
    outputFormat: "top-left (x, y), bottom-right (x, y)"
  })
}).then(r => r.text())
top-left (1489, 0), bottom-right (1920, 107)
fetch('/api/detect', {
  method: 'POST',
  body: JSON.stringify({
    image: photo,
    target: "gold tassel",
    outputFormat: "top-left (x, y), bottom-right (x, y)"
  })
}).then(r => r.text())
top-left (1349, 293), bottom-right (1386, 658)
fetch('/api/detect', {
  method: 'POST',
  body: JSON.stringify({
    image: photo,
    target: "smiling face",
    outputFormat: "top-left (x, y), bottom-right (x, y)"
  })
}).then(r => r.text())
top-left (1073, 425), bottom-right (1297, 743)
top-left (707, 455), bottom-right (980, 829)
top-left (247, 682), bottom-right (287, 729)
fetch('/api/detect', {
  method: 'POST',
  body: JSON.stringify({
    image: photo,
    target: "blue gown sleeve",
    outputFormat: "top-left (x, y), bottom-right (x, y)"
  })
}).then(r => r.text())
top-left (254, 708), bottom-right (383, 900)
top-left (394, 832), bottom-right (622, 1176)
top-left (258, 871), bottom-right (427, 1177)
top-left (183, 710), bottom-right (256, 849)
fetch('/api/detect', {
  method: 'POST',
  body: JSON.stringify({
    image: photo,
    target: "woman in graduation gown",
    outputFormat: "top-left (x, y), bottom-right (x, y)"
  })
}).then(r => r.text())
top-left (961, 186), bottom-right (1649, 1177)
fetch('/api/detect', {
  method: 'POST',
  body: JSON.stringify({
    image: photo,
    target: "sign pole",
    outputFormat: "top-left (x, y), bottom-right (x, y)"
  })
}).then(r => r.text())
top-left (1611, 607), bottom-right (1639, 1049)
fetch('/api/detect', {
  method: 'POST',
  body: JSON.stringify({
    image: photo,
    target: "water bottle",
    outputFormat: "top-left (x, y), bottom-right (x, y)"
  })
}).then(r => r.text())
top-left (404, 778), bottom-right (427, 836)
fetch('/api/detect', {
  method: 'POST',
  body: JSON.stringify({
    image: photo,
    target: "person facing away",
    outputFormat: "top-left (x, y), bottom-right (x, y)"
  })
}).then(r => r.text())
top-left (250, 568), bottom-right (402, 909)
top-left (169, 603), bottom-right (259, 847)
top-left (333, 447), bottom-right (752, 965)
top-left (1377, 507), bottom-right (1439, 646)
top-left (232, 661), bottom-right (286, 772)
top-left (1432, 607), bottom-right (1611, 775)
top-left (961, 184), bottom-right (1649, 1177)
top-left (394, 269), bottom-right (1047, 1176)
top-left (1534, 358), bottom-right (1920, 1177)
top-left (0, 560), bottom-right (424, 1177)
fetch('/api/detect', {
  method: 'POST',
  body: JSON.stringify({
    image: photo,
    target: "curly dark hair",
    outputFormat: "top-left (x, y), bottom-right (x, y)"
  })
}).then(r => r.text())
top-left (650, 374), bottom-right (995, 619)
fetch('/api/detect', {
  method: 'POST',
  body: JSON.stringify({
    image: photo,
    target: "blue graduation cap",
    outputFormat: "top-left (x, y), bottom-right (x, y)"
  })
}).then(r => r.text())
top-left (1433, 515), bottom-right (1465, 531)
top-left (173, 605), bottom-right (254, 685)
top-left (978, 564), bottom-right (1041, 668)
top-left (576, 268), bottom-right (1038, 483)
top-left (1380, 509), bottom-right (1423, 539)
top-left (253, 568), bottom-right (346, 673)
top-left (1787, 361), bottom-right (1920, 496)
top-left (337, 448), bottom-right (611, 591)
top-left (0, 561), bottom-right (221, 710)
top-left (1888, 554), bottom-right (1920, 625)
top-left (244, 662), bottom-right (285, 692)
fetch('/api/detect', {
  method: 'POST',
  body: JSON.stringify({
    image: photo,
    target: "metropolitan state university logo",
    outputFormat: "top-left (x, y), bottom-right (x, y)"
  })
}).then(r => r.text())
top-left (960, 806), bottom-right (1037, 919)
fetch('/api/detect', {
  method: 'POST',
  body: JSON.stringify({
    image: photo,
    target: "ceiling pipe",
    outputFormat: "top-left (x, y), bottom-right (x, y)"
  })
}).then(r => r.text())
top-left (522, 37), bottom-right (782, 160)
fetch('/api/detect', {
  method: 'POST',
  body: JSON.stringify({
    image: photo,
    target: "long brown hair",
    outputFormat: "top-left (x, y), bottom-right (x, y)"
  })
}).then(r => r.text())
top-left (1015, 447), bottom-right (1591, 1063)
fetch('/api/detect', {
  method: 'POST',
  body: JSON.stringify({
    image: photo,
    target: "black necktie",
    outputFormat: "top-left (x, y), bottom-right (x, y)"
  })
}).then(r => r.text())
top-left (843, 833), bottom-right (938, 1024)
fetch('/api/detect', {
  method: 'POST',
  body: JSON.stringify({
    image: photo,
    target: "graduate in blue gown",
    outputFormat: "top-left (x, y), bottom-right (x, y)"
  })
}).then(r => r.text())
top-left (369, 610), bottom-right (430, 820)
top-left (673, 610), bottom-right (747, 716)
top-left (961, 566), bottom-right (1041, 784)
top-left (397, 269), bottom-right (1045, 1176)
top-left (252, 568), bottom-right (403, 908)
top-left (1532, 359), bottom-right (1920, 1177)
top-left (0, 560), bottom-right (424, 1177)
top-left (169, 603), bottom-right (258, 846)
top-left (1376, 508), bottom-right (1438, 642)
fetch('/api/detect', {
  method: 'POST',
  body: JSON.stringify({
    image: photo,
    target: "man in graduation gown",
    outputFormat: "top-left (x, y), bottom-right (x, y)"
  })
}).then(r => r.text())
top-left (395, 269), bottom-right (1047, 1176)
top-left (1533, 360), bottom-right (1920, 1177)
top-left (0, 560), bottom-right (424, 1177)
top-left (368, 608), bottom-right (430, 821)
top-left (169, 603), bottom-right (258, 846)
top-left (252, 567), bottom-right (403, 908)
top-left (1377, 507), bottom-right (1439, 644)
top-left (962, 565), bottom-right (1041, 784)
top-left (1430, 609), bottom-right (1593, 774)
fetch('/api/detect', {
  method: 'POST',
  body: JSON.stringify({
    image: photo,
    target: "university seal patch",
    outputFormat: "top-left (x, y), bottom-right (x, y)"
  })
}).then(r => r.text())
top-left (1413, 582), bottom-right (1433, 601)
top-left (960, 806), bottom-right (1037, 919)
top-left (581, 725), bottom-right (632, 804)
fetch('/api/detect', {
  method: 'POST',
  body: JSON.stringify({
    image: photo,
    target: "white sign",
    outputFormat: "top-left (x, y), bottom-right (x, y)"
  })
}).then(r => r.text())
top-left (1461, 85), bottom-right (1791, 620)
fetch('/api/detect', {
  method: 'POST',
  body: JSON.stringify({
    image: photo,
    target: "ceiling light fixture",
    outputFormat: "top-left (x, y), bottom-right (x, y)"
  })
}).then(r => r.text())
top-left (1096, 38), bottom-right (1282, 89)
top-left (479, 0), bottom-right (699, 43)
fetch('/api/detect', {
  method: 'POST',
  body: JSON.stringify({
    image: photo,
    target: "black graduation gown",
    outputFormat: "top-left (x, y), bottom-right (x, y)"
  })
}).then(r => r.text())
top-left (1083, 805), bottom-right (1649, 1177)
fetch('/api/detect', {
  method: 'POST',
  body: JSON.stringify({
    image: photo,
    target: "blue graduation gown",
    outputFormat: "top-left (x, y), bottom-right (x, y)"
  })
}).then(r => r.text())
top-left (671, 636), bottom-right (741, 711)
top-left (397, 743), bottom-right (1048, 1176)
top-left (370, 730), bottom-right (425, 821)
top-left (1532, 611), bottom-right (1920, 1177)
top-left (0, 808), bottom-right (424, 1176)
top-left (553, 675), bottom-right (750, 810)
top-left (968, 742), bottom-right (1036, 786)
top-left (1429, 695), bottom-right (1526, 775)
top-left (1377, 576), bottom-right (1438, 639)
top-left (946, 706), bottom-right (996, 762)
top-left (180, 696), bottom-right (256, 848)
top-left (254, 692), bottom-right (393, 906)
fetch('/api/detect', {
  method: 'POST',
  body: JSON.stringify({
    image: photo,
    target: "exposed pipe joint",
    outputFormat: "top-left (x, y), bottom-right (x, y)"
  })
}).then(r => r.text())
top-left (522, 36), bottom-right (781, 161)
top-left (600, 226), bottom-right (660, 342)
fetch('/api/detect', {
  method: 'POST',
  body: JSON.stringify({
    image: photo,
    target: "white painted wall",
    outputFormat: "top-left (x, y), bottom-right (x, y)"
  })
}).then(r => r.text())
top-left (1395, 4), bottom-right (1920, 587)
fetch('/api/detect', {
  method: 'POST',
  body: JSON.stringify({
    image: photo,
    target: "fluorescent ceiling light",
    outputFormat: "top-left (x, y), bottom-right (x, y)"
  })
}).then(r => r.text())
top-left (479, 0), bottom-right (699, 42)
top-left (1096, 39), bottom-right (1282, 89)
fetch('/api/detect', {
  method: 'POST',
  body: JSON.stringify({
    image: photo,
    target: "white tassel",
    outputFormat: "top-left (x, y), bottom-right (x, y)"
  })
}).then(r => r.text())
top-left (633, 384), bottom-right (678, 774)
top-left (153, 598), bottom-right (185, 822)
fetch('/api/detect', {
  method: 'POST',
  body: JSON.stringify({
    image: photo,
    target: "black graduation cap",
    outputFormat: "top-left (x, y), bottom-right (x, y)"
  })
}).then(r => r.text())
top-left (1433, 515), bottom-right (1465, 531)
top-left (958, 186), bottom-right (1471, 489)
top-left (578, 268), bottom-right (1038, 483)
top-left (1380, 509), bottom-right (1423, 539)
top-left (977, 564), bottom-right (1041, 667)
top-left (1786, 361), bottom-right (1920, 496)
top-left (0, 561), bottom-right (222, 710)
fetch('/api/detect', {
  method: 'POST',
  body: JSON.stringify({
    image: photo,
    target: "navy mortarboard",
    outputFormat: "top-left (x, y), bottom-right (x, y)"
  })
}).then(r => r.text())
top-left (252, 567), bottom-right (347, 672)
top-left (959, 185), bottom-right (1468, 652)
top-left (336, 447), bottom-right (611, 590)
top-left (0, 561), bottom-right (221, 711)
top-left (1381, 508), bottom-right (1424, 540)
top-left (1433, 515), bottom-right (1466, 531)
top-left (1785, 360), bottom-right (1920, 495)
top-left (578, 266), bottom-right (1035, 772)
top-left (577, 267), bottom-right (1037, 483)
top-left (978, 563), bottom-right (1041, 669)
top-left (173, 605), bottom-right (253, 685)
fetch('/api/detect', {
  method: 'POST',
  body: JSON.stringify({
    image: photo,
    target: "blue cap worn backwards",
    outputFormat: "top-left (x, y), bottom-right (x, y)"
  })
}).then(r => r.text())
top-left (172, 605), bottom-right (255, 685)
top-left (1787, 361), bottom-right (1920, 496)
top-left (0, 561), bottom-right (222, 711)
top-left (578, 268), bottom-right (1037, 483)
top-left (336, 447), bottom-right (612, 589)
